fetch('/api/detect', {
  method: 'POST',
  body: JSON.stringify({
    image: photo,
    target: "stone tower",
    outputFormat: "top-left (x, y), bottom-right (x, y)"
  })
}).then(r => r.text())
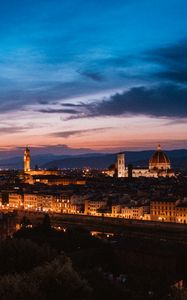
top-left (117, 153), bottom-right (125, 177)
top-left (24, 146), bottom-right (31, 172)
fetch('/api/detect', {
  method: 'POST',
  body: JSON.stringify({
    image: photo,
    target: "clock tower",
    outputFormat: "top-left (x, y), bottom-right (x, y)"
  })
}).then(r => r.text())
top-left (24, 146), bottom-right (31, 172)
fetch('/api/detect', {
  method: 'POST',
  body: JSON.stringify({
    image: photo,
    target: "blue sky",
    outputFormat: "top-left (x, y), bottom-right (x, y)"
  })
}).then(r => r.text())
top-left (0, 0), bottom-right (187, 154)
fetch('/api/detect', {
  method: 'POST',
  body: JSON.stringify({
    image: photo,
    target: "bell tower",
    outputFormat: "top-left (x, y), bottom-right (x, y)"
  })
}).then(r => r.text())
top-left (117, 153), bottom-right (125, 177)
top-left (24, 146), bottom-right (31, 172)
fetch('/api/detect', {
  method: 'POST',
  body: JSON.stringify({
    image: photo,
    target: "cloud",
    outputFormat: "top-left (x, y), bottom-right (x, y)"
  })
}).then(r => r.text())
top-left (64, 84), bottom-right (187, 119)
top-left (49, 127), bottom-right (112, 138)
top-left (62, 103), bottom-right (85, 107)
top-left (163, 118), bottom-right (187, 126)
top-left (145, 39), bottom-right (187, 83)
top-left (38, 108), bottom-right (79, 114)
top-left (38, 100), bottom-right (49, 105)
top-left (0, 125), bottom-right (32, 135)
top-left (78, 70), bottom-right (104, 82)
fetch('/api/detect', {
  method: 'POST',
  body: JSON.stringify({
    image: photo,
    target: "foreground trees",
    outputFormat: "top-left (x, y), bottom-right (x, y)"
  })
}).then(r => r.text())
top-left (0, 255), bottom-right (91, 300)
top-left (0, 238), bottom-right (56, 275)
top-left (1, 214), bottom-right (186, 300)
top-left (0, 238), bottom-right (91, 300)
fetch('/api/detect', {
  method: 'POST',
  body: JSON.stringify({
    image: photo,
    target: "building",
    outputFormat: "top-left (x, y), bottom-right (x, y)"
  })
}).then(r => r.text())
top-left (1, 193), bottom-right (24, 209)
top-left (25, 174), bottom-right (86, 186)
top-left (111, 204), bottom-right (150, 220)
top-left (116, 153), bottom-right (126, 177)
top-left (111, 205), bottom-right (122, 217)
top-left (149, 144), bottom-right (171, 170)
top-left (105, 152), bottom-right (127, 178)
top-left (24, 146), bottom-right (31, 172)
top-left (84, 200), bottom-right (107, 215)
top-left (24, 194), bottom-right (39, 210)
top-left (150, 199), bottom-right (177, 222)
top-left (106, 145), bottom-right (175, 178)
top-left (176, 203), bottom-right (187, 224)
top-left (22, 147), bottom-right (86, 186)
top-left (8, 193), bottom-right (23, 209)
top-left (131, 145), bottom-right (174, 178)
top-left (23, 145), bottom-right (60, 177)
top-left (121, 206), bottom-right (144, 219)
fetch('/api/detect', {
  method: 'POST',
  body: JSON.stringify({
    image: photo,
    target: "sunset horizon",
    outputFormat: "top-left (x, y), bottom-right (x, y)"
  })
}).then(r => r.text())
top-left (0, 0), bottom-right (187, 152)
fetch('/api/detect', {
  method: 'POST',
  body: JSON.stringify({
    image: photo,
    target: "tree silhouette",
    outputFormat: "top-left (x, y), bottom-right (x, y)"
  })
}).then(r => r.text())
top-left (0, 255), bottom-right (91, 300)
top-left (20, 216), bottom-right (32, 228)
top-left (42, 213), bottom-right (51, 231)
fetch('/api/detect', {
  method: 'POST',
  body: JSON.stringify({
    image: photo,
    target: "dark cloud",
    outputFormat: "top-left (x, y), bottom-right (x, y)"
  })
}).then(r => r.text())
top-left (157, 70), bottom-right (187, 84)
top-left (0, 79), bottom-right (101, 113)
top-left (38, 108), bottom-right (79, 114)
top-left (146, 39), bottom-right (187, 83)
top-left (104, 54), bottom-right (135, 68)
top-left (49, 127), bottom-right (112, 138)
top-left (38, 100), bottom-right (49, 105)
top-left (0, 126), bottom-right (31, 135)
top-left (62, 103), bottom-right (85, 107)
top-left (78, 70), bottom-right (104, 82)
top-left (65, 84), bottom-right (187, 119)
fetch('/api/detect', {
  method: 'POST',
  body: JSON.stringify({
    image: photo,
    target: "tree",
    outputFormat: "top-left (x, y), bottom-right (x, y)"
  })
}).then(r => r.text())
top-left (42, 213), bottom-right (51, 231)
top-left (0, 255), bottom-right (91, 300)
top-left (0, 239), bottom-right (56, 275)
top-left (20, 216), bottom-right (32, 228)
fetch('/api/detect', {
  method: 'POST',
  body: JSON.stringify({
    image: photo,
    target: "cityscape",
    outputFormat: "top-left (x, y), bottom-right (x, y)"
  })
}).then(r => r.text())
top-left (0, 145), bottom-right (186, 224)
top-left (0, 0), bottom-right (187, 299)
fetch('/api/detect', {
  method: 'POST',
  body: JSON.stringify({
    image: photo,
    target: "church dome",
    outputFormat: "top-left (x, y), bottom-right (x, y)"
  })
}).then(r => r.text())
top-left (149, 145), bottom-right (171, 170)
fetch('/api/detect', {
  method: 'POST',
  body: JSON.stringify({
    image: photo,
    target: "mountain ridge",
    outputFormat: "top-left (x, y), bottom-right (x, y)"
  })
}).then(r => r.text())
top-left (0, 149), bottom-right (187, 169)
top-left (42, 149), bottom-right (187, 169)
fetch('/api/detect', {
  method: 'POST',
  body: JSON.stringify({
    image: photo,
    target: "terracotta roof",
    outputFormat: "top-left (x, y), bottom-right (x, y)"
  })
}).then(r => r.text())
top-left (149, 145), bottom-right (170, 165)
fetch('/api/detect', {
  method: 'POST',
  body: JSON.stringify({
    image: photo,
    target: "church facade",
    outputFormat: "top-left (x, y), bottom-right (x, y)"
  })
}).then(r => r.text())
top-left (106, 145), bottom-right (175, 178)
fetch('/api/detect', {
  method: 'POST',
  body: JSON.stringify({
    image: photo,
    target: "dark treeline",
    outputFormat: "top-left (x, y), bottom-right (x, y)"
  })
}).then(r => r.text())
top-left (0, 214), bottom-right (186, 299)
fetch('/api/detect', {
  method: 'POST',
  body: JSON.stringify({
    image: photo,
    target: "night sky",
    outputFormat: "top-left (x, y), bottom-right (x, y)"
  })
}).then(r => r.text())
top-left (0, 0), bottom-right (187, 154)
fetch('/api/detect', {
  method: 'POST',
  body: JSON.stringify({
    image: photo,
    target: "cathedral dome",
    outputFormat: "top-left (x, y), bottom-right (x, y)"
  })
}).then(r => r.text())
top-left (149, 145), bottom-right (171, 170)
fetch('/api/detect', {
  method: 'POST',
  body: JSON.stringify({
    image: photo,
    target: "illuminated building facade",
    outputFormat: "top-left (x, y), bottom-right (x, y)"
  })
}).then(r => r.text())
top-left (176, 203), bottom-right (187, 224)
top-left (150, 199), bottom-right (187, 224)
top-left (149, 144), bottom-right (171, 170)
top-left (23, 147), bottom-right (59, 176)
top-left (150, 199), bottom-right (177, 222)
top-left (22, 147), bottom-right (86, 186)
top-left (121, 206), bottom-right (144, 219)
top-left (111, 204), bottom-right (150, 220)
top-left (24, 174), bottom-right (86, 185)
top-left (111, 205), bottom-right (122, 217)
top-left (5, 193), bottom-right (23, 209)
top-left (106, 145), bottom-right (175, 178)
top-left (84, 200), bottom-right (107, 215)
top-left (24, 146), bottom-right (31, 172)
top-left (116, 153), bottom-right (126, 177)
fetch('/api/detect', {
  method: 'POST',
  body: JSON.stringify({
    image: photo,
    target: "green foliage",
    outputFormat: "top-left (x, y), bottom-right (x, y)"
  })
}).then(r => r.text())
top-left (14, 224), bottom-right (101, 253)
top-left (0, 239), bottom-right (56, 275)
top-left (170, 288), bottom-right (187, 300)
top-left (0, 255), bottom-right (91, 300)
top-left (20, 216), bottom-right (32, 228)
top-left (41, 214), bottom-right (51, 231)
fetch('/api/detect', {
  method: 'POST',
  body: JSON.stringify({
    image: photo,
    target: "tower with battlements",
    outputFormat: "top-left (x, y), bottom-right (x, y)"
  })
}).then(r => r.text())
top-left (24, 146), bottom-right (31, 172)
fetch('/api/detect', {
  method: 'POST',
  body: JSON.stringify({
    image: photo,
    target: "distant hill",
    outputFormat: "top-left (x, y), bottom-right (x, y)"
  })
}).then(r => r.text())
top-left (0, 154), bottom-right (62, 169)
top-left (0, 149), bottom-right (187, 170)
top-left (0, 153), bottom-right (106, 169)
top-left (42, 150), bottom-right (187, 169)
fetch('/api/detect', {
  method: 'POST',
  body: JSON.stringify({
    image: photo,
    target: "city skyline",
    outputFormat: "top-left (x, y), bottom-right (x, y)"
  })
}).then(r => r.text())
top-left (0, 0), bottom-right (187, 153)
